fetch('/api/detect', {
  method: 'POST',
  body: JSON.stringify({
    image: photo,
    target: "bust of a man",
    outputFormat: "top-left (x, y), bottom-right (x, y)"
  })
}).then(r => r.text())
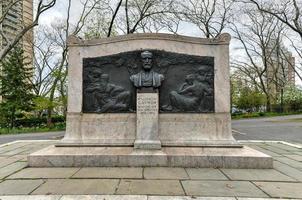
top-left (130, 51), bottom-right (164, 89)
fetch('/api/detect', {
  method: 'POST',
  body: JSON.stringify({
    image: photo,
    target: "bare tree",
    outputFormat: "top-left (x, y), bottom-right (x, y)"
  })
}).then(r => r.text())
top-left (120, 0), bottom-right (175, 34)
top-left (281, 36), bottom-right (302, 82)
top-left (44, 0), bottom-right (102, 125)
top-left (84, 0), bottom-right (178, 38)
top-left (240, 0), bottom-right (302, 40)
top-left (231, 8), bottom-right (288, 111)
top-left (32, 27), bottom-right (57, 97)
top-left (175, 0), bottom-right (233, 38)
top-left (0, 0), bottom-right (57, 60)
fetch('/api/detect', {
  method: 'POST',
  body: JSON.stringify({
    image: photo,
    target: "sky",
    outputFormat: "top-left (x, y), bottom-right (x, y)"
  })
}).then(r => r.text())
top-left (38, 0), bottom-right (203, 35)
top-left (37, 0), bottom-right (301, 86)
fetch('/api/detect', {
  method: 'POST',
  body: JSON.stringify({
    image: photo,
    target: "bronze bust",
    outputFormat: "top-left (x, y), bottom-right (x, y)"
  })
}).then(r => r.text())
top-left (130, 51), bottom-right (164, 89)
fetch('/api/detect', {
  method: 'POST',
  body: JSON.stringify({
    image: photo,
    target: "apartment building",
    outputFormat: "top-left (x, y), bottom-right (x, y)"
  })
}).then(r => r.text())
top-left (0, 0), bottom-right (33, 62)
top-left (0, 0), bottom-right (33, 101)
top-left (266, 43), bottom-right (296, 106)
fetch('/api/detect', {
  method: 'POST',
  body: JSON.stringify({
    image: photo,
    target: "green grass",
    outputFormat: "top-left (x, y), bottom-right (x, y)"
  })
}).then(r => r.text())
top-left (232, 111), bottom-right (302, 120)
top-left (0, 122), bottom-right (65, 135)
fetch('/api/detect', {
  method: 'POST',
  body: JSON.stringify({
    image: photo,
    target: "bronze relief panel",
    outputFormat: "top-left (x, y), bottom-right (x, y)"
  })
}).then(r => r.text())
top-left (82, 50), bottom-right (214, 113)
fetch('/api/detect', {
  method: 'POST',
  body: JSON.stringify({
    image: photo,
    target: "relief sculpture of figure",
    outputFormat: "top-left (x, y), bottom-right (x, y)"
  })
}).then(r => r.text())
top-left (161, 70), bottom-right (211, 112)
top-left (86, 73), bottom-right (131, 112)
top-left (130, 51), bottom-right (164, 90)
top-left (198, 68), bottom-right (214, 112)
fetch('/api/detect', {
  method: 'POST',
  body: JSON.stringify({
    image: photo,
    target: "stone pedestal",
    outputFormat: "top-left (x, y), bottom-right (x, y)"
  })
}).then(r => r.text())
top-left (28, 33), bottom-right (273, 169)
top-left (28, 145), bottom-right (273, 168)
top-left (134, 93), bottom-right (161, 150)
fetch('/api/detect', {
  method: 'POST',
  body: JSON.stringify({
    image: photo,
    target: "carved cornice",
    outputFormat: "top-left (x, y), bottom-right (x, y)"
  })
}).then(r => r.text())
top-left (67, 33), bottom-right (231, 47)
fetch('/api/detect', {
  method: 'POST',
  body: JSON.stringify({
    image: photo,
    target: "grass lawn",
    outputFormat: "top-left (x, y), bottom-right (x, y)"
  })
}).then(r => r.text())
top-left (232, 111), bottom-right (302, 120)
top-left (0, 122), bottom-right (65, 135)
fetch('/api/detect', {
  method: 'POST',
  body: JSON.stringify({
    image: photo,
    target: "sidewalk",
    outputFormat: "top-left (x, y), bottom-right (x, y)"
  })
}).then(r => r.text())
top-left (0, 140), bottom-right (302, 199)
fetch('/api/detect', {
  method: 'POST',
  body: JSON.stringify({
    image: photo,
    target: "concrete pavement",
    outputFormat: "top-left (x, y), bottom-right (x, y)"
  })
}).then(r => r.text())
top-left (0, 140), bottom-right (302, 198)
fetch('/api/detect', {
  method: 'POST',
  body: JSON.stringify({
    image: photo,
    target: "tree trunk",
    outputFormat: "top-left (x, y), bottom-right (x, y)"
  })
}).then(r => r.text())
top-left (10, 109), bottom-right (15, 129)
top-left (47, 93), bottom-right (54, 127)
top-left (266, 95), bottom-right (271, 112)
top-left (47, 108), bottom-right (52, 127)
top-left (280, 88), bottom-right (284, 113)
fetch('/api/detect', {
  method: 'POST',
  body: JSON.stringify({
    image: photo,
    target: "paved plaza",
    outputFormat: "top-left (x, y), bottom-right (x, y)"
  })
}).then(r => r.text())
top-left (0, 140), bottom-right (301, 199)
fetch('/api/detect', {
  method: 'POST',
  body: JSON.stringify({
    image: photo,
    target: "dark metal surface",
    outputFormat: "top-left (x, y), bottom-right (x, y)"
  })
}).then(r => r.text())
top-left (130, 51), bottom-right (164, 90)
top-left (82, 50), bottom-right (214, 113)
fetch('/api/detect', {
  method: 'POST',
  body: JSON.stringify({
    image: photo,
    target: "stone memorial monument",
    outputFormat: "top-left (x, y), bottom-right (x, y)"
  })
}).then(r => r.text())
top-left (29, 33), bottom-right (273, 168)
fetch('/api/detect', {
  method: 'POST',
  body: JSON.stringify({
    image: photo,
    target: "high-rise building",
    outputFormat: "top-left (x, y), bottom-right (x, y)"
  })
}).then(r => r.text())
top-left (0, 0), bottom-right (33, 101)
top-left (266, 43), bottom-right (295, 106)
top-left (0, 0), bottom-right (33, 63)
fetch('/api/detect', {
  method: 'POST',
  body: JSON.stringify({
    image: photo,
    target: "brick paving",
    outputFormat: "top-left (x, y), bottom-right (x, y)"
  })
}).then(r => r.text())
top-left (0, 140), bottom-right (302, 199)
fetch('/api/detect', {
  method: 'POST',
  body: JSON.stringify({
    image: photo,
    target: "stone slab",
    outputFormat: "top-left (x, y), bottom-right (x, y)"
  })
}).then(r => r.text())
top-left (135, 93), bottom-right (160, 150)
top-left (0, 196), bottom-right (62, 200)
top-left (186, 168), bottom-right (228, 180)
top-left (237, 198), bottom-right (300, 200)
top-left (267, 143), bottom-right (300, 151)
top-left (260, 145), bottom-right (290, 154)
top-left (72, 167), bottom-right (143, 179)
top-left (291, 151), bottom-right (302, 156)
top-left (32, 179), bottom-right (119, 195)
top-left (0, 157), bottom-right (23, 168)
top-left (254, 181), bottom-right (302, 198)
top-left (284, 154), bottom-right (302, 161)
top-left (159, 113), bottom-right (235, 146)
top-left (247, 145), bottom-right (282, 157)
top-left (181, 180), bottom-right (268, 197)
top-left (7, 168), bottom-right (80, 179)
top-left (273, 161), bottom-right (302, 181)
top-left (274, 157), bottom-right (302, 169)
top-left (60, 195), bottom-right (147, 200)
top-left (221, 169), bottom-right (296, 181)
top-left (0, 180), bottom-right (44, 195)
top-left (62, 113), bottom-right (136, 145)
top-left (116, 179), bottom-right (184, 195)
top-left (0, 162), bottom-right (28, 179)
top-left (8, 155), bottom-right (27, 161)
top-left (28, 145), bottom-right (273, 168)
top-left (144, 167), bottom-right (188, 179)
top-left (62, 113), bottom-right (236, 147)
top-left (149, 197), bottom-right (236, 200)
top-left (1, 146), bottom-right (31, 156)
top-left (0, 143), bottom-right (29, 154)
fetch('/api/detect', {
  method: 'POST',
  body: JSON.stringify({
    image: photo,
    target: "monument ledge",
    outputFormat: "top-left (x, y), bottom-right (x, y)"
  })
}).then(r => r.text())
top-left (29, 145), bottom-right (272, 168)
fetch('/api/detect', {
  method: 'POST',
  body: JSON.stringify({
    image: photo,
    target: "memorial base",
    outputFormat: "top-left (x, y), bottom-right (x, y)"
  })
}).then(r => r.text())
top-left (28, 145), bottom-right (273, 169)
top-left (134, 139), bottom-right (161, 150)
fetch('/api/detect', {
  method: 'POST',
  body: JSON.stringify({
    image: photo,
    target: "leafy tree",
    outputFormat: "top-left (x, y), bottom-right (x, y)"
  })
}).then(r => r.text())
top-left (0, 47), bottom-right (34, 128)
top-left (235, 87), bottom-right (266, 112)
top-left (33, 96), bottom-right (55, 117)
top-left (282, 86), bottom-right (302, 111)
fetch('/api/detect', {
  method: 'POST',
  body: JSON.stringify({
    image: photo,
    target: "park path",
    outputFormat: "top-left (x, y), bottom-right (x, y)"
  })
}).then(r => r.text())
top-left (0, 131), bottom-right (64, 145)
top-left (232, 114), bottom-right (302, 143)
